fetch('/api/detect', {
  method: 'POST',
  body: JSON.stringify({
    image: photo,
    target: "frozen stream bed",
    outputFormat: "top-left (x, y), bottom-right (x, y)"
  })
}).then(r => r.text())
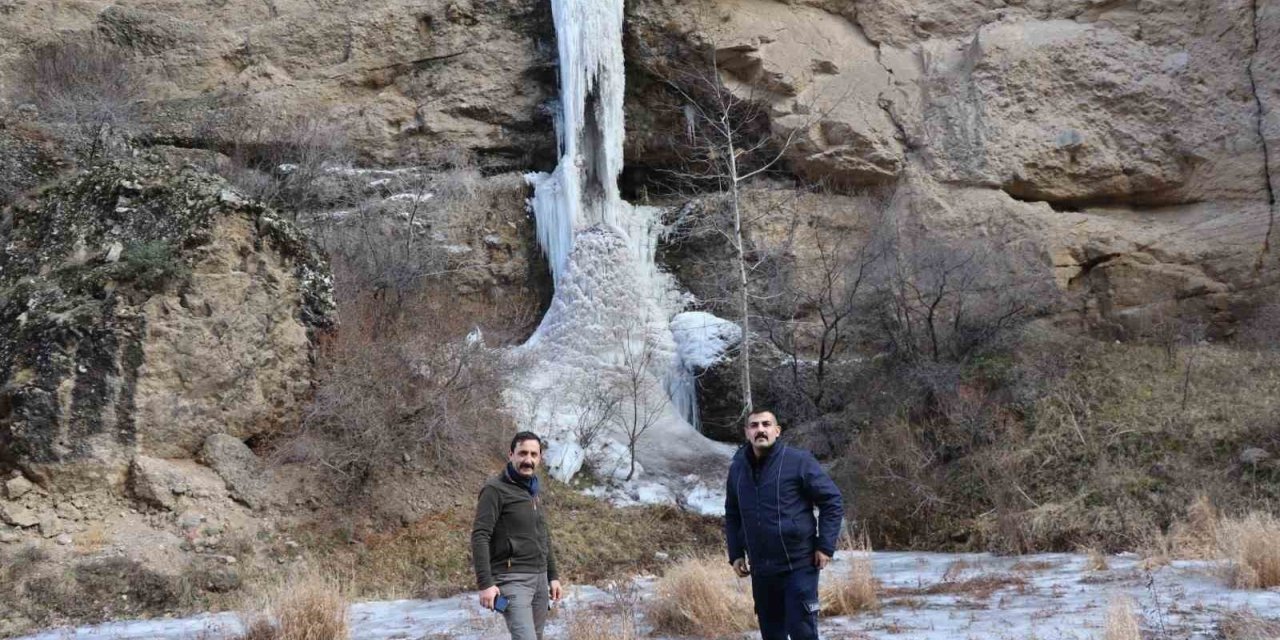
top-left (16, 552), bottom-right (1280, 639)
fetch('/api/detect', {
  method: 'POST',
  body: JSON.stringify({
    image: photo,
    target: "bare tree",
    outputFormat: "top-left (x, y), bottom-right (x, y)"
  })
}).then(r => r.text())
top-left (14, 36), bottom-right (141, 160)
top-left (761, 211), bottom-right (888, 418)
top-left (869, 225), bottom-right (1052, 365)
top-left (570, 382), bottom-right (622, 454)
top-left (645, 43), bottom-right (844, 416)
top-left (609, 323), bottom-right (671, 481)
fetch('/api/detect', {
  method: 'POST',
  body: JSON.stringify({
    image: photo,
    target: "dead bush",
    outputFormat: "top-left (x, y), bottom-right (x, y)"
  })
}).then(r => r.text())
top-left (1218, 512), bottom-right (1280, 589)
top-left (565, 580), bottom-right (642, 640)
top-left (11, 35), bottom-right (140, 159)
top-left (819, 533), bottom-right (879, 615)
top-left (211, 112), bottom-right (351, 217)
top-left (1103, 596), bottom-right (1142, 640)
top-left (1218, 609), bottom-right (1280, 640)
top-left (236, 569), bottom-right (349, 640)
top-left (648, 555), bottom-right (756, 637)
top-left (291, 298), bottom-right (513, 495)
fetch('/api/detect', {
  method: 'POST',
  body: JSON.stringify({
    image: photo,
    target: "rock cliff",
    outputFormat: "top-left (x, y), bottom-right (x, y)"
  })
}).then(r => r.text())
top-left (0, 158), bottom-right (332, 491)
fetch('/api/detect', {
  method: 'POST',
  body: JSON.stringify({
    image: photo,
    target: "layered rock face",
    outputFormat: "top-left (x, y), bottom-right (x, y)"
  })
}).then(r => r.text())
top-left (1, 0), bottom-right (1273, 332)
top-left (0, 0), bottom-right (557, 171)
top-left (0, 159), bottom-right (333, 491)
top-left (627, 0), bottom-right (1279, 335)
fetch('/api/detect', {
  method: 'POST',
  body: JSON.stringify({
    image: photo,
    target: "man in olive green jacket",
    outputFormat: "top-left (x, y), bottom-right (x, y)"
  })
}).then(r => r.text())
top-left (471, 431), bottom-right (563, 640)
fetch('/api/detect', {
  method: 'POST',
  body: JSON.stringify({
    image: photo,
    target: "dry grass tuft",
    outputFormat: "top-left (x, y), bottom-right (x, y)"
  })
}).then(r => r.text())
top-left (1083, 546), bottom-right (1109, 572)
top-left (1162, 494), bottom-right (1221, 560)
top-left (886, 573), bottom-right (1028, 600)
top-left (1218, 609), bottom-right (1280, 640)
top-left (235, 570), bottom-right (349, 640)
top-left (564, 608), bottom-right (639, 640)
top-left (820, 533), bottom-right (880, 615)
top-left (1103, 596), bottom-right (1142, 640)
top-left (648, 555), bottom-right (757, 637)
top-left (1218, 512), bottom-right (1280, 589)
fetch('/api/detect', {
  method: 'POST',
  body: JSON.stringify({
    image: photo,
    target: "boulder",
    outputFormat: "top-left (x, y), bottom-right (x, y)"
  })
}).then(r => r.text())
top-left (199, 434), bottom-right (268, 509)
top-left (129, 456), bottom-right (224, 511)
top-left (0, 503), bottom-right (39, 528)
top-left (4, 475), bottom-right (33, 500)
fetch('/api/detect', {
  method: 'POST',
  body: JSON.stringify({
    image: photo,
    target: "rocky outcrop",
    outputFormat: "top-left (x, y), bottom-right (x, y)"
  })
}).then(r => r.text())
top-left (0, 0), bottom-right (557, 171)
top-left (626, 0), bottom-right (905, 188)
top-left (0, 158), bottom-right (333, 492)
top-left (628, 0), bottom-right (1279, 335)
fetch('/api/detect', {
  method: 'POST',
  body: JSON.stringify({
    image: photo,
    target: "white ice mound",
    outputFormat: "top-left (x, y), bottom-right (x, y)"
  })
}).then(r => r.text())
top-left (671, 312), bottom-right (741, 369)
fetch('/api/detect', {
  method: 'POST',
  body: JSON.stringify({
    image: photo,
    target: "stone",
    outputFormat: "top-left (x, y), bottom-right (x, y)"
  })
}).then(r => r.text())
top-left (38, 515), bottom-right (60, 538)
top-left (0, 528), bottom-right (20, 544)
top-left (0, 503), bottom-right (40, 528)
top-left (55, 534), bottom-right (73, 545)
top-left (199, 434), bottom-right (269, 509)
top-left (4, 475), bottom-right (33, 500)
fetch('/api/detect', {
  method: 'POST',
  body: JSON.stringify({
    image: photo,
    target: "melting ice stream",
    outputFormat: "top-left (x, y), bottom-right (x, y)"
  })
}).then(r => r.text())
top-left (18, 552), bottom-right (1280, 639)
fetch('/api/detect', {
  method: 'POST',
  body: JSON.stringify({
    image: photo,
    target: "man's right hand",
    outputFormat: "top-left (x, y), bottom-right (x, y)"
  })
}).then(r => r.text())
top-left (479, 585), bottom-right (501, 610)
top-left (732, 557), bottom-right (751, 577)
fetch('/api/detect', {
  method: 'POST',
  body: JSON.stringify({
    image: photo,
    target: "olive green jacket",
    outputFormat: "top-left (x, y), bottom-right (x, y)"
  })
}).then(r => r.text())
top-left (470, 471), bottom-right (558, 589)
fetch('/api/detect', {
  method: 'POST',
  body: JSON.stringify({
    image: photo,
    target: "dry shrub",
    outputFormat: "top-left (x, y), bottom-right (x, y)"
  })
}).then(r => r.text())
top-left (565, 609), bottom-right (638, 640)
top-left (885, 573), bottom-right (1026, 600)
top-left (1218, 512), bottom-right (1280, 589)
top-left (565, 579), bottom-right (642, 640)
top-left (1218, 609), bottom-right (1280, 640)
top-left (819, 533), bottom-right (879, 615)
top-left (236, 570), bottom-right (349, 640)
top-left (1083, 546), bottom-right (1109, 572)
top-left (1103, 596), bottom-right (1142, 640)
top-left (12, 35), bottom-right (140, 159)
top-left (208, 111), bottom-right (351, 217)
top-left (648, 555), bottom-right (756, 637)
top-left (1162, 494), bottom-right (1221, 560)
top-left (288, 297), bottom-right (512, 495)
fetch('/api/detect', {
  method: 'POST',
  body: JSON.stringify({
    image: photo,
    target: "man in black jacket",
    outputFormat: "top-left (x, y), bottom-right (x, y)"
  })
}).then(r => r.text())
top-left (725, 408), bottom-right (844, 640)
top-left (471, 431), bottom-right (563, 640)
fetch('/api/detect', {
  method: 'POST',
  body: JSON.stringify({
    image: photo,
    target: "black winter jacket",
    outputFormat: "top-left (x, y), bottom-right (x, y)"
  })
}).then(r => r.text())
top-left (725, 444), bottom-right (844, 576)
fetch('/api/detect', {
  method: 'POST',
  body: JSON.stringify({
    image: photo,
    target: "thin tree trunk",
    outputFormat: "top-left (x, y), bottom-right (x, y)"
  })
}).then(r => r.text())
top-left (726, 127), bottom-right (753, 412)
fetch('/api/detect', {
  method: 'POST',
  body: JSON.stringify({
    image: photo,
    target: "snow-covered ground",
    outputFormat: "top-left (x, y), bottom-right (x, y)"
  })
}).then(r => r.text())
top-left (17, 552), bottom-right (1279, 640)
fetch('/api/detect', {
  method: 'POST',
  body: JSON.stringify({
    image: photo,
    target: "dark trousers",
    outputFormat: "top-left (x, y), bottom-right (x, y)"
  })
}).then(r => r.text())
top-left (750, 564), bottom-right (820, 640)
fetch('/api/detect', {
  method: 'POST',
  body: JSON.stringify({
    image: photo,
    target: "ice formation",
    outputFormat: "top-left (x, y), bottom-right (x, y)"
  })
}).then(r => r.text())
top-left (512, 0), bottom-right (736, 511)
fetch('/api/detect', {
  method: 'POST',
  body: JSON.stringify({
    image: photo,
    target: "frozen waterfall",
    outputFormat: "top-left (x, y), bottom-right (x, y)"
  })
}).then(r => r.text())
top-left (511, 0), bottom-right (737, 514)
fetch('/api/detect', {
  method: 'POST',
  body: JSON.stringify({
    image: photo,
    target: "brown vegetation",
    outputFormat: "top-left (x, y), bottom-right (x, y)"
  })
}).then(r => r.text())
top-left (819, 533), bottom-right (880, 615)
top-left (1217, 512), bottom-right (1280, 589)
top-left (235, 570), bottom-right (349, 640)
top-left (11, 36), bottom-right (140, 160)
top-left (1102, 596), bottom-right (1142, 640)
top-left (840, 326), bottom-right (1280, 553)
top-left (649, 555), bottom-right (757, 638)
top-left (1218, 609), bottom-right (1280, 640)
top-left (292, 480), bottom-right (723, 601)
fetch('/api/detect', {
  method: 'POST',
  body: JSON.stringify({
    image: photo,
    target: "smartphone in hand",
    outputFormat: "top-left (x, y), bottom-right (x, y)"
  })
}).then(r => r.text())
top-left (494, 595), bottom-right (510, 613)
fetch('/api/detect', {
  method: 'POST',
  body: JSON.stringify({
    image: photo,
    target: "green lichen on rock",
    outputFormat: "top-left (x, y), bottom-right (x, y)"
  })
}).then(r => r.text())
top-left (0, 156), bottom-right (333, 478)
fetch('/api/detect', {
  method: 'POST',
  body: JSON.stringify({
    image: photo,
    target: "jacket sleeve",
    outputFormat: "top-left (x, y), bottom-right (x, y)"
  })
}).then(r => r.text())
top-left (724, 462), bottom-right (746, 563)
top-left (470, 485), bottom-right (501, 589)
top-left (801, 452), bottom-right (844, 557)
top-left (544, 511), bottom-right (559, 582)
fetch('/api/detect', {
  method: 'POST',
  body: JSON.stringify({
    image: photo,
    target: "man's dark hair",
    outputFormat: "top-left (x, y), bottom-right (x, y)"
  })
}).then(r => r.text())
top-left (510, 431), bottom-right (544, 453)
top-left (745, 407), bottom-right (781, 426)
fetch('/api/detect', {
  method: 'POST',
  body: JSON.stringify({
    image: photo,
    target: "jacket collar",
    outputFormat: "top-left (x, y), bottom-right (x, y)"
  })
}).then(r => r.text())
top-left (504, 462), bottom-right (540, 497)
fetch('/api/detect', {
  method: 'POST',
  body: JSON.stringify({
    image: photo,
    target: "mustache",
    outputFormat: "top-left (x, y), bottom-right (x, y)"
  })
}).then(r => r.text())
top-left (519, 462), bottom-right (535, 469)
